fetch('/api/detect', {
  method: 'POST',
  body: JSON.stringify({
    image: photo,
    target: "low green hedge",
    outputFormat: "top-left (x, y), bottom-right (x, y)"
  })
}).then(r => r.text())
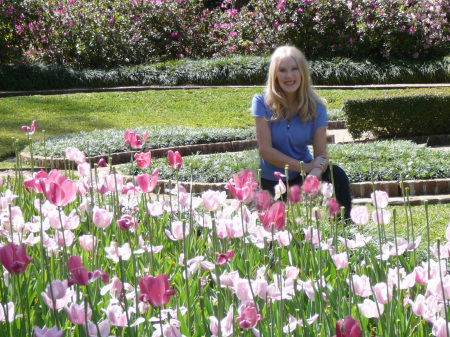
top-left (344, 94), bottom-right (450, 139)
top-left (1, 55), bottom-right (450, 91)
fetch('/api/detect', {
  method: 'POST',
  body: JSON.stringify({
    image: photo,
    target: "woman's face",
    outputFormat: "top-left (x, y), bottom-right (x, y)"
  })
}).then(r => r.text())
top-left (276, 56), bottom-right (302, 96)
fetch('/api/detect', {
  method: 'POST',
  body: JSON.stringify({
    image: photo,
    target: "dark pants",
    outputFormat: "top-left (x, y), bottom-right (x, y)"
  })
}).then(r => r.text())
top-left (261, 165), bottom-right (352, 219)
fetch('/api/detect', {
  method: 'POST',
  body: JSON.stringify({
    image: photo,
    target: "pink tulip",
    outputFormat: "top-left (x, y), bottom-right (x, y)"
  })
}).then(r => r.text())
top-left (288, 185), bottom-right (302, 204)
top-left (432, 318), bottom-right (450, 337)
top-left (302, 175), bottom-right (320, 195)
top-left (134, 151), bottom-right (152, 169)
top-left (258, 201), bottom-right (286, 232)
top-left (39, 178), bottom-right (77, 207)
top-left (0, 177), bottom-right (3, 186)
top-left (225, 170), bottom-right (258, 203)
top-left (34, 326), bottom-right (64, 337)
top-left (236, 301), bottom-right (262, 329)
top-left (372, 209), bottom-right (391, 225)
top-left (22, 120), bottom-right (36, 135)
top-left (0, 302), bottom-right (22, 322)
top-left (124, 130), bottom-right (148, 149)
top-left (65, 302), bottom-right (92, 324)
top-left (167, 150), bottom-right (183, 169)
top-left (67, 255), bottom-right (109, 287)
top-left (116, 214), bottom-right (137, 231)
top-left (255, 190), bottom-right (272, 211)
top-left (202, 190), bottom-right (226, 211)
top-left (335, 315), bottom-right (361, 337)
top-left (77, 162), bottom-right (90, 176)
top-left (328, 198), bottom-right (340, 218)
top-left (371, 190), bottom-right (389, 208)
top-left (350, 206), bottom-right (369, 226)
top-left (332, 252), bottom-right (349, 270)
top-left (303, 226), bottom-right (322, 245)
top-left (92, 207), bottom-right (113, 228)
top-left (79, 235), bottom-right (97, 253)
top-left (358, 299), bottom-right (384, 318)
top-left (136, 169), bottom-right (158, 193)
top-left (97, 157), bottom-right (108, 167)
top-left (0, 243), bottom-right (33, 275)
top-left (311, 207), bottom-right (322, 221)
top-left (139, 274), bottom-right (177, 307)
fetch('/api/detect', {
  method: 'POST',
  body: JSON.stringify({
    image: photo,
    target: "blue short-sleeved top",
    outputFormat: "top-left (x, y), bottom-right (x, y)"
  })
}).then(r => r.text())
top-left (252, 94), bottom-right (328, 181)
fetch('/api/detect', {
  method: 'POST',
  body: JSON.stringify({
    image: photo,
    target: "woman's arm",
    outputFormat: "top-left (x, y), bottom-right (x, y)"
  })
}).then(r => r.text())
top-left (255, 117), bottom-right (317, 173)
top-left (310, 126), bottom-right (329, 178)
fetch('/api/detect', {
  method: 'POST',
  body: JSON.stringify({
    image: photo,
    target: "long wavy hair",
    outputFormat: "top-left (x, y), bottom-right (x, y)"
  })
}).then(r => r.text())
top-left (265, 45), bottom-right (325, 123)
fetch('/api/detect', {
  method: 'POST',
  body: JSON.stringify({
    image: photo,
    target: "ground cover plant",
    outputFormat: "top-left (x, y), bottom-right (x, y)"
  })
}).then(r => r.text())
top-left (1, 126), bottom-right (450, 337)
top-left (3, 87), bottom-right (450, 162)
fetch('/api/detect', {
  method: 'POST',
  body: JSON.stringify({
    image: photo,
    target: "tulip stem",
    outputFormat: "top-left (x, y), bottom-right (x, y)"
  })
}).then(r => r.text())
top-left (437, 240), bottom-right (450, 337)
top-left (182, 218), bottom-right (191, 332)
top-left (425, 200), bottom-right (431, 280)
top-left (0, 268), bottom-right (11, 337)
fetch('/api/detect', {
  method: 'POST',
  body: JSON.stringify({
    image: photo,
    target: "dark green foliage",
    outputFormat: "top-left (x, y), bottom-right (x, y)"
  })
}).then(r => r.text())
top-left (343, 94), bottom-right (450, 139)
top-left (1, 56), bottom-right (450, 91)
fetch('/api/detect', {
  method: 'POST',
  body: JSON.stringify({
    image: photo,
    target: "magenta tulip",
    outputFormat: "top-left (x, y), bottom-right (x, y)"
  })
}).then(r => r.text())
top-left (124, 130), bottom-right (148, 149)
top-left (136, 169), bottom-right (158, 193)
top-left (0, 243), bottom-right (33, 275)
top-left (302, 175), bottom-right (320, 195)
top-left (67, 256), bottom-right (109, 287)
top-left (288, 185), bottom-right (302, 204)
top-left (139, 273), bottom-right (177, 307)
top-left (22, 120), bottom-right (36, 135)
top-left (97, 157), bottom-right (108, 167)
top-left (259, 201), bottom-right (286, 232)
top-left (336, 315), bottom-right (362, 337)
top-left (116, 214), bottom-right (136, 231)
top-left (167, 150), bottom-right (183, 169)
top-left (255, 190), bottom-right (271, 211)
top-left (134, 151), bottom-right (152, 169)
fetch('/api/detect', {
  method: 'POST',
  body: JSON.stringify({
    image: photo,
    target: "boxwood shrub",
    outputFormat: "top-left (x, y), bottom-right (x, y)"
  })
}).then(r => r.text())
top-left (343, 94), bottom-right (450, 139)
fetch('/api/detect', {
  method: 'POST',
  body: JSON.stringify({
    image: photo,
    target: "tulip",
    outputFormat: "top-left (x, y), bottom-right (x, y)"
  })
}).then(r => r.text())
top-left (335, 315), bottom-right (361, 337)
top-left (116, 215), bottom-right (137, 231)
top-left (39, 178), bottom-right (77, 207)
top-left (124, 130), bottom-right (148, 149)
top-left (67, 255), bottom-right (109, 287)
top-left (288, 185), bottom-right (302, 204)
top-left (139, 274), bottom-right (177, 307)
top-left (258, 201), bottom-right (286, 233)
top-left (357, 299), bottom-right (384, 318)
top-left (373, 282), bottom-right (392, 304)
top-left (84, 320), bottom-right (111, 337)
top-left (97, 157), bottom-right (108, 167)
top-left (136, 169), bottom-right (159, 193)
top-left (283, 313), bottom-right (319, 333)
top-left (350, 206), bottom-right (369, 226)
top-left (79, 235), bottom-right (97, 253)
top-left (77, 162), bottom-right (90, 177)
top-left (371, 190), bottom-right (389, 208)
top-left (332, 252), bottom-right (349, 270)
top-left (432, 318), bottom-right (450, 337)
top-left (65, 302), bottom-right (92, 325)
top-left (134, 151), bottom-right (152, 169)
top-left (34, 326), bottom-right (64, 337)
top-left (0, 302), bottom-right (22, 322)
top-left (328, 198), bottom-right (340, 218)
top-left (255, 190), bottom-right (272, 211)
top-left (41, 280), bottom-right (73, 310)
top-left (236, 301), bottom-right (262, 329)
top-left (372, 209), bottom-right (391, 225)
top-left (22, 120), bottom-right (36, 135)
top-left (202, 190), bottom-right (226, 211)
top-left (92, 207), bottom-right (113, 229)
top-left (217, 250), bottom-right (234, 265)
top-left (225, 170), bottom-right (258, 203)
top-left (167, 150), bottom-right (183, 169)
top-left (274, 179), bottom-right (286, 200)
top-left (302, 175), bottom-right (320, 195)
top-left (321, 182), bottom-right (333, 199)
top-left (0, 243), bottom-right (33, 275)
top-left (66, 147), bottom-right (86, 164)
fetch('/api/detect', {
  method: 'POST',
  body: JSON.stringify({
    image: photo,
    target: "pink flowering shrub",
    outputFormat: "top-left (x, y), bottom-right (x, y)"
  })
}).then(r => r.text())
top-left (1, 0), bottom-right (449, 67)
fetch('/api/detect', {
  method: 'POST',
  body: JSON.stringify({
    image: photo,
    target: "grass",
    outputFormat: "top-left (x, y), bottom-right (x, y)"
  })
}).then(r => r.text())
top-left (1, 87), bottom-right (450, 162)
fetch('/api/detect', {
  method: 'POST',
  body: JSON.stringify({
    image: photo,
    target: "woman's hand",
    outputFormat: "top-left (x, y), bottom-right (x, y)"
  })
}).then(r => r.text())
top-left (312, 155), bottom-right (329, 173)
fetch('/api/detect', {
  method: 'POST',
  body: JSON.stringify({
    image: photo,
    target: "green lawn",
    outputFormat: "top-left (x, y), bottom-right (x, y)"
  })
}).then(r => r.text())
top-left (1, 87), bottom-right (450, 161)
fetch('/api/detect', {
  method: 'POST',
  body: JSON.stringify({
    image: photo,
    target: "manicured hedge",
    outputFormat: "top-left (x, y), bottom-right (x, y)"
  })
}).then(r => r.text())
top-left (1, 56), bottom-right (450, 91)
top-left (343, 94), bottom-right (450, 139)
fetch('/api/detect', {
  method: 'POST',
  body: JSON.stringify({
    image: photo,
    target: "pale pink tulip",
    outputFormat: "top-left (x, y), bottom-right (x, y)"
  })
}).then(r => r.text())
top-left (83, 320), bottom-right (111, 337)
top-left (371, 190), bottom-right (389, 208)
top-left (55, 230), bottom-right (75, 247)
top-left (148, 201), bottom-right (165, 217)
top-left (235, 278), bottom-right (254, 302)
top-left (106, 172), bottom-right (124, 192)
top-left (134, 151), bottom-right (152, 169)
top-left (209, 305), bottom-right (234, 337)
top-left (302, 175), bottom-right (320, 195)
top-left (165, 221), bottom-right (189, 241)
top-left (407, 294), bottom-right (427, 317)
top-left (79, 235), bottom-right (97, 253)
top-left (41, 280), bottom-right (73, 310)
top-left (350, 274), bottom-right (372, 297)
top-left (105, 242), bottom-right (132, 263)
top-left (124, 130), bottom-right (148, 149)
top-left (283, 313), bottom-right (319, 333)
top-left (34, 326), bottom-right (64, 337)
top-left (285, 266), bottom-right (300, 279)
top-left (358, 299), bottom-right (384, 318)
top-left (185, 256), bottom-right (215, 279)
top-left (102, 302), bottom-right (143, 327)
top-left (374, 282), bottom-right (392, 304)
top-left (92, 207), bottom-right (113, 228)
top-left (432, 318), bottom-right (450, 337)
top-left (311, 207), bottom-right (322, 221)
top-left (66, 147), bottom-right (86, 164)
top-left (414, 266), bottom-right (428, 285)
top-left (332, 252), bottom-right (349, 269)
top-left (277, 230), bottom-right (292, 246)
top-left (77, 162), bottom-right (90, 177)
top-left (303, 226), bottom-right (322, 245)
top-left (167, 150), bottom-right (183, 169)
top-left (320, 182), bottom-right (333, 199)
top-left (274, 178), bottom-right (286, 200)
top-left (202, 190), bottom-right (227, 211)
top-left (0, 302), bottom-right (22, 322)
top-left (350, 206), bottom-right (369, 226)
top-left (372, 209), bottom-right (391, 225)
top-left (65, 302), bottom-right (92, 324)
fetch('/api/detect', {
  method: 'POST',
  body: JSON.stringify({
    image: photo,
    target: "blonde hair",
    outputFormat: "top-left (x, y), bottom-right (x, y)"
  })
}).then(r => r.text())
top-left (265, 45), bottom-right (325, 123)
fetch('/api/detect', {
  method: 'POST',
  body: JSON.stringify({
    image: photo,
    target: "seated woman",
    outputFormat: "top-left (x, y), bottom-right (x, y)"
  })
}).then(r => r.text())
top-left (252, 45), bottom-right (352, 219)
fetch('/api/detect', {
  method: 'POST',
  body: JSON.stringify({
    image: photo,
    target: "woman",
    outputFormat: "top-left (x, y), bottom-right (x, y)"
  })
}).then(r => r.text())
top-left (252, 45), bottom-right (352, 219)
